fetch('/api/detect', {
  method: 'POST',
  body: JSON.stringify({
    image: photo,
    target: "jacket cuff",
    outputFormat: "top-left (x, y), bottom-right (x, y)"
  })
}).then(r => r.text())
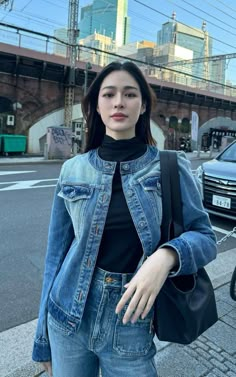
top-left (32, 338), bottom-right (51, 362)
top-left (159, 236), bottom-right (192, 276)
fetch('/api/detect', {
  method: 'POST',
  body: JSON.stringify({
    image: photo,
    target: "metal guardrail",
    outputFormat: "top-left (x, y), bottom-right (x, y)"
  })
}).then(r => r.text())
top-left (0, 24), bottom-right (235, 98)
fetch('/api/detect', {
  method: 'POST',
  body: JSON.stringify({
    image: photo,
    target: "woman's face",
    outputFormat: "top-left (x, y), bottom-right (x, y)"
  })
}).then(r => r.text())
top-left (97, 70), bottom-right (146, 140)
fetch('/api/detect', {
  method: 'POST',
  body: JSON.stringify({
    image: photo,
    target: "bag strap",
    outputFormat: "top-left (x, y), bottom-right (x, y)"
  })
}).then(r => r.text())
top-left (159, 151), bottom-right (184, 244)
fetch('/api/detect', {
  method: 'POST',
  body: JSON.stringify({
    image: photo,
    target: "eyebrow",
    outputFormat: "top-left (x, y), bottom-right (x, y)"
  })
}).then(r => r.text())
top-left (101, 85), bottom-right (139, 91)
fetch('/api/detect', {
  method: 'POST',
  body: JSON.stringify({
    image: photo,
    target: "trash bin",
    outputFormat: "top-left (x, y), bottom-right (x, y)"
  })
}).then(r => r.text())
top-left (1, 134), bottom-right (27, 155)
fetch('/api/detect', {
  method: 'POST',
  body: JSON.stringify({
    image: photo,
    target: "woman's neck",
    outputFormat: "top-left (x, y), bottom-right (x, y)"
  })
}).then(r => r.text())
top-left (98, 135), bottom-right (147, 162)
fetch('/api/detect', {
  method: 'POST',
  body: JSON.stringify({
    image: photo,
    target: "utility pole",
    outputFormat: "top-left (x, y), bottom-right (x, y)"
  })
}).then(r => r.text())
top-left (202, 21), bottom-right (209, 84)
top-left (81, 61), bottom-right (92, 151)
top-left (64, 0), bottom-right (79, 154)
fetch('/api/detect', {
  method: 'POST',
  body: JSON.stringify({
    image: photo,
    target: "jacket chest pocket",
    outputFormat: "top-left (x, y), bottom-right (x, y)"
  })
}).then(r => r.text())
top-left (140, 175), bottom-right (162, 225)
top-left (58, 184), bottom-right (93, 231)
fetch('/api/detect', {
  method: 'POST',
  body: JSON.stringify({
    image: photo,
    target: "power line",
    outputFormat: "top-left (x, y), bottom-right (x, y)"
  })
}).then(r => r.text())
top-left (41, 0), bottom-right (68, 9)
top-left (204, 0), bottom-right (236, 22)
top-left (215, 0), bottom-right (236, 15)
top-left (177, 0), bottom-right (236, 33)
top-left (1, 20), bottom-right (234, 89)
top-left (164, 53), bottom-right (236, 68)
top-left (21, 0), bottom-right (34, 12)
top-left (0, 21), bottom-right (69, 44)
top-left (0, 1), bottom-right (157, 58)
top-left (1, 2), bottom-right (236, 77)
top-left (133, 0), bottom-right (236, 51)
top-left (0, 0), bottom-right (231, 60)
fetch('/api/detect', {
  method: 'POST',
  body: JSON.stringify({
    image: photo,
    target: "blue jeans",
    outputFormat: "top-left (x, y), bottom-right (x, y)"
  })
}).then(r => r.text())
top-left (48, 267), bottom-right (158, 377)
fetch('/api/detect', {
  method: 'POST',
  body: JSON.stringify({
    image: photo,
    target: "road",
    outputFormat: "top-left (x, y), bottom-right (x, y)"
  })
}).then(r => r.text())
top-left (0, 160), bottom-right (235, 333)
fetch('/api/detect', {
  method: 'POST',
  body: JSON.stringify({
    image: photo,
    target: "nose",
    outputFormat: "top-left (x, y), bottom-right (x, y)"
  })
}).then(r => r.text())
top-left (114, 93), bottom-right (124, 108)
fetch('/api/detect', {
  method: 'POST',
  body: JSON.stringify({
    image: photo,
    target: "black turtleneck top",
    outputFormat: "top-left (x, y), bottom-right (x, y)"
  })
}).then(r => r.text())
top-left (97, 135), bottom-right (147, 273)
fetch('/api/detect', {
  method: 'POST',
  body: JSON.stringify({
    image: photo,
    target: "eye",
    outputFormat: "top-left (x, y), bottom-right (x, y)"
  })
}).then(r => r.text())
top-left (125, 92), bottom-right (137, 98)
top-left (102, 92), bottom-right (114, 98)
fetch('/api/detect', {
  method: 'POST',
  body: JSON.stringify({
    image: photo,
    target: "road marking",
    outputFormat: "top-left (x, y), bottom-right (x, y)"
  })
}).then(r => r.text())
top-left (0, 171), bottom-right (36, 176)
top-left (0, 178), bottom-right (57, 191)
top-left (212, 225), bottom-right (236, 239)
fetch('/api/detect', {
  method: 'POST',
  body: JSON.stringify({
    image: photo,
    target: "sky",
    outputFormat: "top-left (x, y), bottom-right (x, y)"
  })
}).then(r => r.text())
top-left (1, 0), bottom-right (236, 83)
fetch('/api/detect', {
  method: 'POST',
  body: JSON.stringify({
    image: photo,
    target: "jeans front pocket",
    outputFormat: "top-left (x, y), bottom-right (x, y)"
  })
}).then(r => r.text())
top-left (113, 307), bottom-right (154, 357)
top-left (47, 312), bottom-right (74, 337)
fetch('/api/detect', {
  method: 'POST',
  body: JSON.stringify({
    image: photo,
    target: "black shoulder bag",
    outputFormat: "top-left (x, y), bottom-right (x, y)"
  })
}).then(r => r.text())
top-left (154, 151), bottom-right (218, 345)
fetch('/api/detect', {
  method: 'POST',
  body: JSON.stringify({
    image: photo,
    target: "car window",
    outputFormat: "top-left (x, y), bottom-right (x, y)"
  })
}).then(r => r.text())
top-left (218, 142), bottom-right (236, 162)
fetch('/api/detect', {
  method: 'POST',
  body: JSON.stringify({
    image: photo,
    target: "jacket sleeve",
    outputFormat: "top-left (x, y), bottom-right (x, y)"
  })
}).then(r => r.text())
top-left (160, 152), bottom-right (217, 276)
top-left (32, 165), bottom-right (75, 362)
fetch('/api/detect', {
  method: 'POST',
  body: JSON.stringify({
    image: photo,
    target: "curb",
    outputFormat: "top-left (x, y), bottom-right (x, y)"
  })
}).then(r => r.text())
top-left (0, 152), bottom-right (219, 166)
top-left (0, 248), bottom-right (235, 377)
top-left (0, 158), bottom-right (66, 166)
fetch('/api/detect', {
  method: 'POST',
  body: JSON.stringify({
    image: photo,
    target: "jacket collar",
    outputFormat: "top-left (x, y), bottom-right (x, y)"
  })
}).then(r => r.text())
top-left (88, 146), bottom-right (159, 174)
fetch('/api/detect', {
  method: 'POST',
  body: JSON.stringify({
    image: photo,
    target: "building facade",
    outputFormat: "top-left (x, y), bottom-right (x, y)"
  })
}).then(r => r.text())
top-left (53, 28), bottom-right (68, 57)
top-left (157, 20), bottom-right (212, 80)
top-left (79, 32), bottom-right (116, 66)
top-left (156, 17), bottom-right (226, 90)
top-left (150, 43), bottom-right (193, 86)
top-left (78, 0), bottom-right (130, 47)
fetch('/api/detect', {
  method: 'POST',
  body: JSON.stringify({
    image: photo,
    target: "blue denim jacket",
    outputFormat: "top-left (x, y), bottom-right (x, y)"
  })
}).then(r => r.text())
top-left (32, 147), bottom-right (217, 362)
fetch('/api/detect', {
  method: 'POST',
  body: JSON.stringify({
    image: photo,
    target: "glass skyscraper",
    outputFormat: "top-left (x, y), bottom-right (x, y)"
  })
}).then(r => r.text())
top-left (78, 0), bottom-right (129, 47)
top-left (157, 19), bottom-right (226, 92)
top-left (157, 21), bottom-right (213, 79)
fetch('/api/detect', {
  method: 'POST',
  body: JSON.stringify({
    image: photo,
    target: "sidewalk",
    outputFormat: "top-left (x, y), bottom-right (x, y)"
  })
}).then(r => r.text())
top-left (0, 150), bottom-right (219, 165)
top-left (0, 248), bottom-right (235, 377)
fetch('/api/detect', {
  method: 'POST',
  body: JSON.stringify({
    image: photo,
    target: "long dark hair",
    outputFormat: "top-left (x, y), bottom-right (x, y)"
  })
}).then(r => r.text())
top-left (82, 61), bottom-right (157, 152)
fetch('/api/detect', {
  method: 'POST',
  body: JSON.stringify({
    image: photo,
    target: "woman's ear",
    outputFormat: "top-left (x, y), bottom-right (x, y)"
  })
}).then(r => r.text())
top-left (140, 103), bottom-right (146, 115)
top-left (97, 106), bottom-right (100, 115)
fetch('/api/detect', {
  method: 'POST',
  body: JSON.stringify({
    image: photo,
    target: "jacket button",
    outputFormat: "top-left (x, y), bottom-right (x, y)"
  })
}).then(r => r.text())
top-left (139, 221), bottom-right (145, 228)
top-left (127, 189), bottom-right (133, 197)
top-left (105, 163), bottom-right (112, 169)
top-left (123, 163), bottom-right (129, 170)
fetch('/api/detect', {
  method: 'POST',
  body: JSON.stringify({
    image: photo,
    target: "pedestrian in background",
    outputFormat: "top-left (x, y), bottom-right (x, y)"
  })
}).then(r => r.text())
top-left (32, 61), bottom-right (217, 377)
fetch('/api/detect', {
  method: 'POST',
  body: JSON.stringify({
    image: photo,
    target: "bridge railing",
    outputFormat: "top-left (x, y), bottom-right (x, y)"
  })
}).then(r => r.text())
top-left (0, 24), bottom-right (235, 99)
top-left (0, 25), bottom-right (64, 55)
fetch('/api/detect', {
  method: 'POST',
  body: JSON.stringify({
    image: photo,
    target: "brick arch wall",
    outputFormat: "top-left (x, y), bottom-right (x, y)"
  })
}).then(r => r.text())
top-left (1, 72), bottom-right (236, 138)
top-left (0, 74), bottom-right (83, 134)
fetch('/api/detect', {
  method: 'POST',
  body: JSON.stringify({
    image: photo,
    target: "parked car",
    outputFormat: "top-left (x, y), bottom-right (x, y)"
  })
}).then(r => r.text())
top-left (196, 140), bottom-right (236, 220)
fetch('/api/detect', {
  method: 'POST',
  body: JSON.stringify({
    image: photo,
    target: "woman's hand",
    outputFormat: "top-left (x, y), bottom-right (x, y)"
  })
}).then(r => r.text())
top-left (41, 361), bottom-right (52, 377)
top-left (115, 247), bottom-right (178, 324)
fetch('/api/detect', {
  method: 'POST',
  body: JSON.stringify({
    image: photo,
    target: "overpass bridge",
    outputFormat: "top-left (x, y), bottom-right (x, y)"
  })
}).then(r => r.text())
top-left (1, 37), bottom-right (236, 152)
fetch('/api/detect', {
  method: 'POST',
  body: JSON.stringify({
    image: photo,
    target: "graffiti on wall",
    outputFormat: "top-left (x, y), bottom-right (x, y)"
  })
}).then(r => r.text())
top-left (51, 127), bottom-right (72, 146)
top-left (47, 126), bottom-right (72, 159)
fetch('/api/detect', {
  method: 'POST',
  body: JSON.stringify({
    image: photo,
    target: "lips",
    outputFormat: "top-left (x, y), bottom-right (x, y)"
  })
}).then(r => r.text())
top-left (111, 113), bottom-right (128, 120)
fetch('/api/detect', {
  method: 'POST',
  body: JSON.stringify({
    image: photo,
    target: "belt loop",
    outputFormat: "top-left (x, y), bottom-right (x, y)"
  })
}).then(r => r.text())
top-left (122, 273), bottom-right (127, 289)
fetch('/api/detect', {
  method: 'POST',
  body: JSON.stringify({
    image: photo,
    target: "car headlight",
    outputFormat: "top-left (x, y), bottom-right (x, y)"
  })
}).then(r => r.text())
top-left (196, 165), bottom-right (203, 183)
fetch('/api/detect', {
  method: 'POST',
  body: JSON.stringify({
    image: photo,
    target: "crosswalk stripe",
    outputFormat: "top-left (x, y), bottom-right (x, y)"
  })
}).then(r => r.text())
top-left (0, 171), bottom-right (36, 176)
top-left (0, 178), bottom-right (58, 191)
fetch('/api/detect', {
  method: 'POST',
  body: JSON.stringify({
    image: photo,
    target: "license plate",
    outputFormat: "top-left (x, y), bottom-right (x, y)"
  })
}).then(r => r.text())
top-left (212, 195), bottom-right (231, 209)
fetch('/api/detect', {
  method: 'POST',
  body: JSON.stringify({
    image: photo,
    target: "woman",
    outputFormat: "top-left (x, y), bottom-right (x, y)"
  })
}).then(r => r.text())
top-left (32, 61), bottom-right (217, 377)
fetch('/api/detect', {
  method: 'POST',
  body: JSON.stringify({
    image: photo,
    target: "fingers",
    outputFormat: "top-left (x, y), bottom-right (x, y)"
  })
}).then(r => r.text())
top-left (116, 279), bottom-right (153, 324)
top-left (122, 289), bottom-right (143, 324)
top-left (130, 295), bottom-right (147, 323)
top-left (141, 294), bottom-right (155, 319)
top-left (115, 282), bottom-right (136, 316)
top-left (41, 361), bottom-right (52, 377)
